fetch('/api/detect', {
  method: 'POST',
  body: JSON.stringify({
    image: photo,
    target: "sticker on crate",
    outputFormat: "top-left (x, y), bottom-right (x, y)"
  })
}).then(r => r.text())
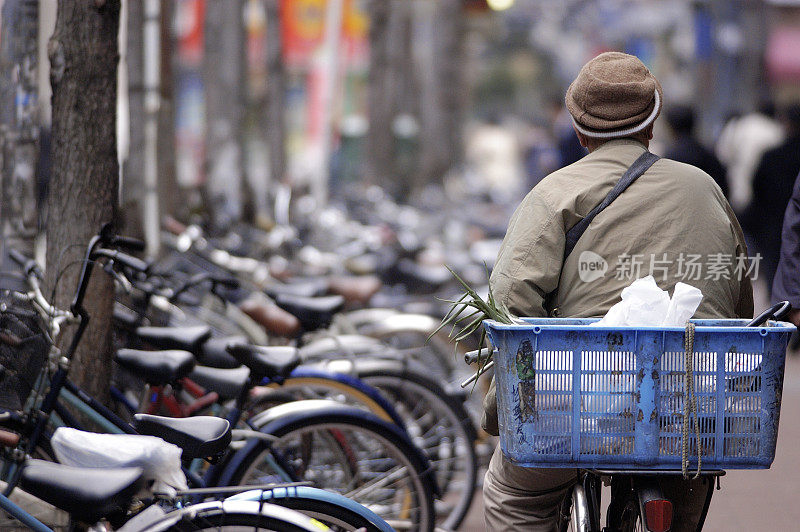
top-left (516, 339), bottom-right (538, 422)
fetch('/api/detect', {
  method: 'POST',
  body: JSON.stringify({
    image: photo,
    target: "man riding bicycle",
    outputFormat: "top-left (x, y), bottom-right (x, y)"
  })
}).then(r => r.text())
top-left (482, 52), bottom-right (753, 531)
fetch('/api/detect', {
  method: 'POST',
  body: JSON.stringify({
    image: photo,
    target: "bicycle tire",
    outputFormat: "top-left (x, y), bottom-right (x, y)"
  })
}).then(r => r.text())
top-left (142, 500), bottom-right (326, 531)
top-left (246, 367), bottom-right (406, 429)
top-left (350, 358), bottom-right (479, 531)
top-left (230, 485), bottom-right (395, 532)
top-left (617, 494), bottom-right (645, 532)
top-left (223, 401), bottom-right (437, 532)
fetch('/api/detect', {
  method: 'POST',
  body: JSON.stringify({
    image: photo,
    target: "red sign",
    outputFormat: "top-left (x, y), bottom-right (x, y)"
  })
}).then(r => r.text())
top-left (282, 0), bottom-right (367, 66)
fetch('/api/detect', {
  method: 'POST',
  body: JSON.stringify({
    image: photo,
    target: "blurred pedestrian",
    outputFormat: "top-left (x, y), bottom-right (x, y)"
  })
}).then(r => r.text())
top-left (521, 118), bottom-right (559, 189)
top-left (743, 104), bottom-right (800, 296)
top-left (716, 100), bottom-right (784, 216)
top-left (664, 104), bottom-right (728, 197)
top-left (549, 97), bottom-right (587, 167)
top-left (772, 171), bottom-right (800, 327)
top-left (464, 113), bottom-right (524, 204)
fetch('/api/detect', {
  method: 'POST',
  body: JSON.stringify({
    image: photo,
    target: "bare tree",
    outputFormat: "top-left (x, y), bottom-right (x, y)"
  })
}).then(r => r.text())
top-left (203, 0), bottom-right (247, 229)
top-left (365, 0), bottom-right (394, 191)
top-left (46, 0), bottom-right (121, 402)
top-left (415, 0), bottom-right (466, 191)
top-left (264, 0), bottom-right (286, 188)
top-left (365, 0), bottom-right (415, 197)
top-left (122, 0), bottom-right (145, 239)
top-left (157, 0), bottom-right (181, 223)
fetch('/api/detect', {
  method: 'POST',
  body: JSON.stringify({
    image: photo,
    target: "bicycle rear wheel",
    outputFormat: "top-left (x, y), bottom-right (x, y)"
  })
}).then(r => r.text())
top-left (229, 404), bottom-right (436, 532)
top-left (353, 361), bottom-right (479, 530)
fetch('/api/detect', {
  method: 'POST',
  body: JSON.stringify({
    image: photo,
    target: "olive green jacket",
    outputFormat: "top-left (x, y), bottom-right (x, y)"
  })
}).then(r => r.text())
top-left (482, 139), bottom-right (754, 435)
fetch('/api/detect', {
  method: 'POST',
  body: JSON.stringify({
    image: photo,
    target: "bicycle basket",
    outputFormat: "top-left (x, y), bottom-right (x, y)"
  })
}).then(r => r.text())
top-left (0, 280), bottom-right (49, 411)
top-left (484, 318), bottom-right (794, 470)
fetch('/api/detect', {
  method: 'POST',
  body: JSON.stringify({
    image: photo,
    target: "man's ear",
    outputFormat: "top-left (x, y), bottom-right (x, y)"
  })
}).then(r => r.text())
top-left (573, 126), bottom-right (588, 148)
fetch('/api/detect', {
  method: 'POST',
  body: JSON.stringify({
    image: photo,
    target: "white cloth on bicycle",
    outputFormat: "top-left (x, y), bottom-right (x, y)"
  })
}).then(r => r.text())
top-left (51, 427), bottom-right (187, 493)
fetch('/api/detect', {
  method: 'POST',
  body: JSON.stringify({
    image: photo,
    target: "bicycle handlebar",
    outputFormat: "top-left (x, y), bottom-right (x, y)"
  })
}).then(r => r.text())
top-left (171, 272), bottom-right (240, 303)
top-left (8, 249), bottom-right (43, 279)
top-left (746, 301), bottom-right (791, 327)
top-left (8, 249), bottom-right (27, 268)
top-left (109, 236), bottom-right (146, 253)
top-left (92, 249), bottom-right (149, 274)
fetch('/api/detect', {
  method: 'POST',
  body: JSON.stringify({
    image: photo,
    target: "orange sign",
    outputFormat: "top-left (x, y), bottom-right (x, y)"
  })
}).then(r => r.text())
top-left (282, 0), bottom-right (368, 66)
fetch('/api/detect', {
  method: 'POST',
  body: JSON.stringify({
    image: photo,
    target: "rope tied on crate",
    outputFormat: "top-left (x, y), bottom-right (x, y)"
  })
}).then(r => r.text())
top-left (682, 321), bottom-right (702, 479)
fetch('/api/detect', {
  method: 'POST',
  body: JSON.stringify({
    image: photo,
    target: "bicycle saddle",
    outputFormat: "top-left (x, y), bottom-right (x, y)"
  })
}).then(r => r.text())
top-left (196, 335), bottom-right (247, 368)
top-left (135, 325), bottom-right (212, 352)
top-left (115, 349), bottom-right (195, 385)
top-left (19, 459), bottom-right (145, 525)
top-left (273, 294), bottom-right (345, 331)
top-left (188, 365), bottom-right (250, 401)
top-left (264, 277), bottom-right (330, 299)
top-left (328, 275), bottom-right (382, 305)
top-left (239, 297), bottom-right (302, 337)
top-left (298, 334), bottom-right (383, 359)
top-left (225, 344), bottom-right (302, 381)
top-left (133, 414), bottom-right (232, 460)
top-left (396, 259), bottom-right (451, 293)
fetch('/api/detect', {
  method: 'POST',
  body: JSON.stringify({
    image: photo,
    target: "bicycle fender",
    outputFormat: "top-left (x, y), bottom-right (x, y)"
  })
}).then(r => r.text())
top-left (277, 366), bottom-right (408, 429)
top-left (229, 485), bottom-right (395, 532)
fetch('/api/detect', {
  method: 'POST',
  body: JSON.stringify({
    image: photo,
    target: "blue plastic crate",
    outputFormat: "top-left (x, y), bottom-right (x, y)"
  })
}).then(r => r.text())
top-left (484, 318), bottom-right (795, 470)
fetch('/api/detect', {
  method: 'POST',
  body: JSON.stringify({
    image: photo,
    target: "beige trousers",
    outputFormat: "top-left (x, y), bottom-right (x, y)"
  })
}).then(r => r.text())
top-left (483, 446), bottom-right (714, 532)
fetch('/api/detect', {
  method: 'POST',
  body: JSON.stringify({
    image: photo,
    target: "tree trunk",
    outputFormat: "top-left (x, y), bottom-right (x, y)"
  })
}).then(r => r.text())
top-left (366, 0), bottom-right (421, 199)
top-left (122, 0), bottom-right (145, 238)
top-left (0, 1), bottom-right (17, 262)
top-left (203, 0), bottom-right (246, 230)
top-left (46, 0), bottom-right (120, 404)
top-left (264, 0), bottom-right (286, 188)
top-left (157, 0), bottom-right (181, 223)
top-left (365, 0), bottom-right (394, 192)
top-left (415, 0), bottom-right (465, 192)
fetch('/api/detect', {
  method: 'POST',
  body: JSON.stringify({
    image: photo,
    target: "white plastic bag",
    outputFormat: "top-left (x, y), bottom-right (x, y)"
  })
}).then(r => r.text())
top-left (591, 276), bottom-right (703, 327)
top-left (51, 427), bottom-right (187, 494)
top-left (663, 282), bottom-right (704, 326)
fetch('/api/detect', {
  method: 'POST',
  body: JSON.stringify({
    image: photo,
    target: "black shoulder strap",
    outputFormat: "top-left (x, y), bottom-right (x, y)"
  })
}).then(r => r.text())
top-left (544, 150), bottom-right (659, 316)
top-left (562, 151), bottom-right (660, 260)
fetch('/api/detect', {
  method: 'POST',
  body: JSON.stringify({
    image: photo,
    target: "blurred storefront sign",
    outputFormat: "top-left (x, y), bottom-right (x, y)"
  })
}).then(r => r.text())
top-left (766, 25), bottom-right (800, 82)
top-left (282, 0), bottom-right (367, 67)
top-left (175, 0), bottom-right (205, 188)
top-left (176, 0), bottom-right (204, 67)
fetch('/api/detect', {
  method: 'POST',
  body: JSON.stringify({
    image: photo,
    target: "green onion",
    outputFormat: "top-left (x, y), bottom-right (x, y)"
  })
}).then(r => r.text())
top-left (430, 265), bottom-right (518, 382)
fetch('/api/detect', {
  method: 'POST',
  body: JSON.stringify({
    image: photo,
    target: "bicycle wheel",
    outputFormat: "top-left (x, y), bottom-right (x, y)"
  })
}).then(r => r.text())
top-left (150, 500), bottom-right (328, 531)
top-left (352, 359), bottom-right (479, 531)
top-left (230, 485), bottom-right (395, 532)
top-left (617, 495), bottom-right (645, 532)
top-left (226, 402), bottom-right (437, 532)
top-left (245, 367), bottom-right (406, 428)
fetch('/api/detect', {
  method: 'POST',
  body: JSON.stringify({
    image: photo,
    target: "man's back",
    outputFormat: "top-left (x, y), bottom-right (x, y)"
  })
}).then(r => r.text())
top-left (490, 139), bottom-right (753, 321)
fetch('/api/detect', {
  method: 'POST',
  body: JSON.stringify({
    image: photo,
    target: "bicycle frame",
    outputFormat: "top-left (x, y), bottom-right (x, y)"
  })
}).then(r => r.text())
top-left (0, 232), bottom-right (293, 495)
top-left (0, 492), bottom-right (54, 532)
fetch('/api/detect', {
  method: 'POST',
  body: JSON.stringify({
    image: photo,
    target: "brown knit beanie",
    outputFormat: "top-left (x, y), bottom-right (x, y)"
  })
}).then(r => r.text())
top-left (565, 52), bottom-right (663, 138)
